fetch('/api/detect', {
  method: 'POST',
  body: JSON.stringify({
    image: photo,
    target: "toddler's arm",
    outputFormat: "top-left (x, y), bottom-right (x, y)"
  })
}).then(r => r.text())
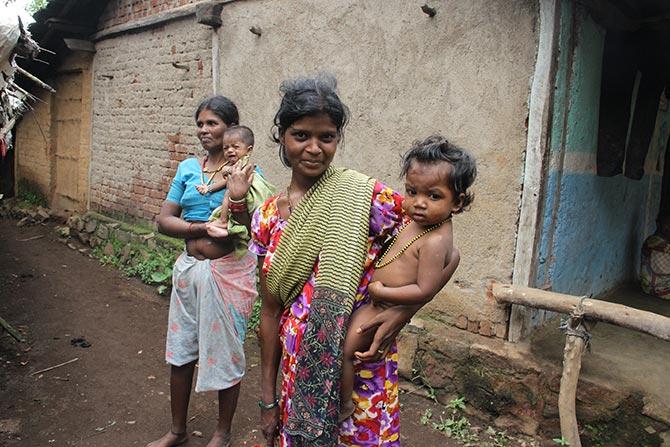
top-left (206, 178), bottom-right (228, 194)
top-left (369, 233), bottom-right (454, 305)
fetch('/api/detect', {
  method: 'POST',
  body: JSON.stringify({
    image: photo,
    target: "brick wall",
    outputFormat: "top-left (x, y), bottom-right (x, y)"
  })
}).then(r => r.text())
top-left (90, 16), bottom-right (213, 221)
top-left (98, 0), bottom-right (203, 30)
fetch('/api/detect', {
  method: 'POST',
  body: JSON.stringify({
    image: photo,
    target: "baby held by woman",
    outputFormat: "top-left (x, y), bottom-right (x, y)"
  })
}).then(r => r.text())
top-left (199, 125), bottom-right (275, 250)
top-left (340, 135), bottom-right (477, 420)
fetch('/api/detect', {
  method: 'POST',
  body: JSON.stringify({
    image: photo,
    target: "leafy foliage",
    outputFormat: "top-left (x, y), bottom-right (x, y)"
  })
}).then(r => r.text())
top-left (419, 397), bottom-right (514, 447)
top-left (92, 238), bottom-right (177, 295)
top-left (27, 0), bottom-right (47, 14)
top-left (17, 179), bottom-right (47, 207)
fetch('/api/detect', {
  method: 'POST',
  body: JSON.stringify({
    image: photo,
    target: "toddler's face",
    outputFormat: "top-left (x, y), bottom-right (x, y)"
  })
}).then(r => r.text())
top-left (403, 161), bottom-right (463, 226)
top-left (222, 134), bottom-right (252, 164)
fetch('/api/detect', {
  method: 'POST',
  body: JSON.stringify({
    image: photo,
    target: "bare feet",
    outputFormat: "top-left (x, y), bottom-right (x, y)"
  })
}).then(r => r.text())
top-left (146, 430), bottom-right (188, 447)
top-left (206, 430), bottom-right (231, 447)
top-left (339, 400), bottom-right (355, 422)
top-left (205, 221), bottom-right (229, 239)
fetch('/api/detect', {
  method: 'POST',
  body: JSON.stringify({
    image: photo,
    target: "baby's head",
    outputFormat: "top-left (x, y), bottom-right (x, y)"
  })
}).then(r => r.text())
top-left (400, 135), bottom-right (476, 226)
top-left (223, 125), bottom-right (254, 164)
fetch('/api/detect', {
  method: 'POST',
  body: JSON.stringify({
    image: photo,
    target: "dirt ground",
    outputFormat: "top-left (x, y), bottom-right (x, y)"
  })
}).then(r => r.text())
top-left (0, 216), bottom-right (475, 447)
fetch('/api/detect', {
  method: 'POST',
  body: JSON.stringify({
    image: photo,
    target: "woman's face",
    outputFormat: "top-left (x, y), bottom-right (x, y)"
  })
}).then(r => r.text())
top-left (280, 113), bottom-right (339, 181)
top-left (196, 109), bottom-right (228, 152)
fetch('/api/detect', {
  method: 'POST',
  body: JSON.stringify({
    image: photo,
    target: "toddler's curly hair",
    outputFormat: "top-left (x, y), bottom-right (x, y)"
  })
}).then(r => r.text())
top-left (401, 135), bottom-right (476, 213)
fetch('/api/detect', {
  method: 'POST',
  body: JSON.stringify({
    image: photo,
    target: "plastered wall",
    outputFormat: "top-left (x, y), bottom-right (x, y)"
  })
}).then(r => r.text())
top-left (535, 2), bottom-right (667, 304)
top-left (213, 0), bottom-right (538, 334)
top-left (86, 0), bottom-right (539, 334)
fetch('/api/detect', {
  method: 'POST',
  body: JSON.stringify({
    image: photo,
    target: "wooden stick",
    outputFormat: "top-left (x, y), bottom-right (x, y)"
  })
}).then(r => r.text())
top-left (0, 316), bottom-right (25, 343)
top-left (558, 309), bottom-right (591, 447)
top-left (492, 283), bottom-right (670, 341)
top-left (17, 234), bottom-right (45, 242)
top-left (15, 66), bottom-right (56, 92)
top-left (29, 357), bottom-right (79, 376)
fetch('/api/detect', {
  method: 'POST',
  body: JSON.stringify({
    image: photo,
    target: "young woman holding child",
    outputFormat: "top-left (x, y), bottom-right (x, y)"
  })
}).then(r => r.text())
top-left (250, 74), bottom-right (470, 446)
top-left (147, 96), bottom-right (266, 447)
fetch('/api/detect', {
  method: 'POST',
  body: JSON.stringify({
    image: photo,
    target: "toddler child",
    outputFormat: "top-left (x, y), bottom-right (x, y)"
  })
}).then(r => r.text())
top-left (340, 134), bottom-right (476, 420)
top-left (203, 126), bottom-right (275, 254)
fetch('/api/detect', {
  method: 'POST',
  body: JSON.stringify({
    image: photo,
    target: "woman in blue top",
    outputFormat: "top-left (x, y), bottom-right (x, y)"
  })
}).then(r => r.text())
top-left (148, 96), bottom-right (257, 447)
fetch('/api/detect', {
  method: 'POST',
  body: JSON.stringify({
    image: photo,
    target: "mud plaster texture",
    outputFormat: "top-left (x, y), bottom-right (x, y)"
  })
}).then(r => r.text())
top-left (213, 0), bottom-right (539, 329)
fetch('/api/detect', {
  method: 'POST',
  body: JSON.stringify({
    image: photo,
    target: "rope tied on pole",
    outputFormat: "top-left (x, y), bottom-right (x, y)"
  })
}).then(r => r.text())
top-left (559, 296), bottom-right (592, 352)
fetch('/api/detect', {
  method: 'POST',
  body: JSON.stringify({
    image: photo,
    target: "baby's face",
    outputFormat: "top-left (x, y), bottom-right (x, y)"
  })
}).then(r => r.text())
top-left (403, 161), bottom-right (462, 226)
top-left (222, 134), bottom-right (252, 164)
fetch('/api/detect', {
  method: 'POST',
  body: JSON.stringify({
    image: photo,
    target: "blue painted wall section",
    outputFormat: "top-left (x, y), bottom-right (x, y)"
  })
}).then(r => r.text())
top-left (535, 1), bottom-right (664, 300)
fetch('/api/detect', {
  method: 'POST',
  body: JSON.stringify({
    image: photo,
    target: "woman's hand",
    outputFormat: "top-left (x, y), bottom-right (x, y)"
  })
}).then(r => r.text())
top-left (355, 247), bottom-right (461, 362)
top-left (260, 407), bottom-right (280, 446)
top-left (227, 163), bottom-right (255, 201)
top-left (354, 304), bottom-right (417, 362)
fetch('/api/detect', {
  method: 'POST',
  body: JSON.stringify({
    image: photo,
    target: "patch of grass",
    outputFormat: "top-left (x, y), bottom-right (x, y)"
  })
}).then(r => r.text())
top-left (247, 298), bottom-right (262, 332)
top-left (481, 426), bottom-right (511, 447)
top-left (583, 423), bottom-right (612, 447)
top-left (92, 237), bottom-right (177, 295)
top-left (418, 397), bottom-right (517, 447)
top-left (17, 179), bottom-right (47, 208)
top-left (411, 356), bottom-right (438, 402)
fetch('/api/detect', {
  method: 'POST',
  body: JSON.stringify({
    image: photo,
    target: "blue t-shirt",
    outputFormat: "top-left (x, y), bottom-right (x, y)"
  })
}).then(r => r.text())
top-left (166, 158), bottom-right (225, 222)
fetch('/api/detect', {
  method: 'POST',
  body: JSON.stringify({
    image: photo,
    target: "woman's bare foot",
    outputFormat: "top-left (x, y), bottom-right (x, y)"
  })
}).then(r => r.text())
top-left (146, 430), bottom-right (188, 447)
top-left (339, 400), bottom-right (355, 422)
top-left (206, 430), bottom-right (231, 447)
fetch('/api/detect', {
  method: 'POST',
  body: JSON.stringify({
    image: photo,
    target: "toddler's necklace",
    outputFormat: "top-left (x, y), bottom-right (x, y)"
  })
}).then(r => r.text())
top-left (375, 217), bottom-right (451, 269)
top-left (200, 156), bottom-right (228, 187)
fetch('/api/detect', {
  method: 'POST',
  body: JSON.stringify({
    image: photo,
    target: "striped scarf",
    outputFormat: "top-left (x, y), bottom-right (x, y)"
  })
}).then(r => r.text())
top-left (266, 166), bottom-right (375, 445)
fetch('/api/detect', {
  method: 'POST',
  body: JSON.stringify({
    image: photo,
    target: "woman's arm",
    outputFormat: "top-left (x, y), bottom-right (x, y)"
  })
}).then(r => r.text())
top-left (258, 260), bottom-right (283, 446)
top-left (355, 247), bottom-right (460, 362)
top-left (156, 200), bottom-right (208, 239)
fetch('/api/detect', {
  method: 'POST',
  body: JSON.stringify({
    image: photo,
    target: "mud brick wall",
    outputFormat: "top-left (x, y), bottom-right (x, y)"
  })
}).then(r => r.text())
top-left (14, 90), bottom-right (52, 197)
top-left (98, 0), bottom-right (202, 30)
top-left (90, 15), bottom-right (213, 221)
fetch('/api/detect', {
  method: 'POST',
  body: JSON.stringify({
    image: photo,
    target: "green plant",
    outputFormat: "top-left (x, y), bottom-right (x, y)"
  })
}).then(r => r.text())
top-left (247, 298), bottom-right (262, 332)
top-left (27, 0), bottom-right (47, 13)
top-left (420, 409), bottom-right (432, 425)
top-left (583, 424), bottom-right (611, 447)
top-left (410, 357), bottom-right (438, 402)
top-left (446, 396), bottom-right (466, 412)
top-left (17, 179), bottom-right (47, 207)
top-left (433, 414), bottom-right (478, 444)
top-left (481, 426), bottom-right (510, 447)
top-left (553, 437), bottom-right (570, 446)
top-left (92, 237), bottom-right (177, 295)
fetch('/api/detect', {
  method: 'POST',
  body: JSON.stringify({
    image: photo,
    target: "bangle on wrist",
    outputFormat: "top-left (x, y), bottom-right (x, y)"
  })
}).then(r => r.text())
top-left (258, 398), bottom-right (279, 410)
top-left (229, 196), bottom-right (246, 204)
top-left (229, 201), bottom-right (248, 213)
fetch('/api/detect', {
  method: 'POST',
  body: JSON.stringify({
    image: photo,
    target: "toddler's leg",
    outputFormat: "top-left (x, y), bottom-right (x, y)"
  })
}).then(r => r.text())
top-left (340, 303), bottom-right (378, 421)
top-left (206, 192), bottom-right (230, 239)
top-left (218, 192), bottom-right (230, 227)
